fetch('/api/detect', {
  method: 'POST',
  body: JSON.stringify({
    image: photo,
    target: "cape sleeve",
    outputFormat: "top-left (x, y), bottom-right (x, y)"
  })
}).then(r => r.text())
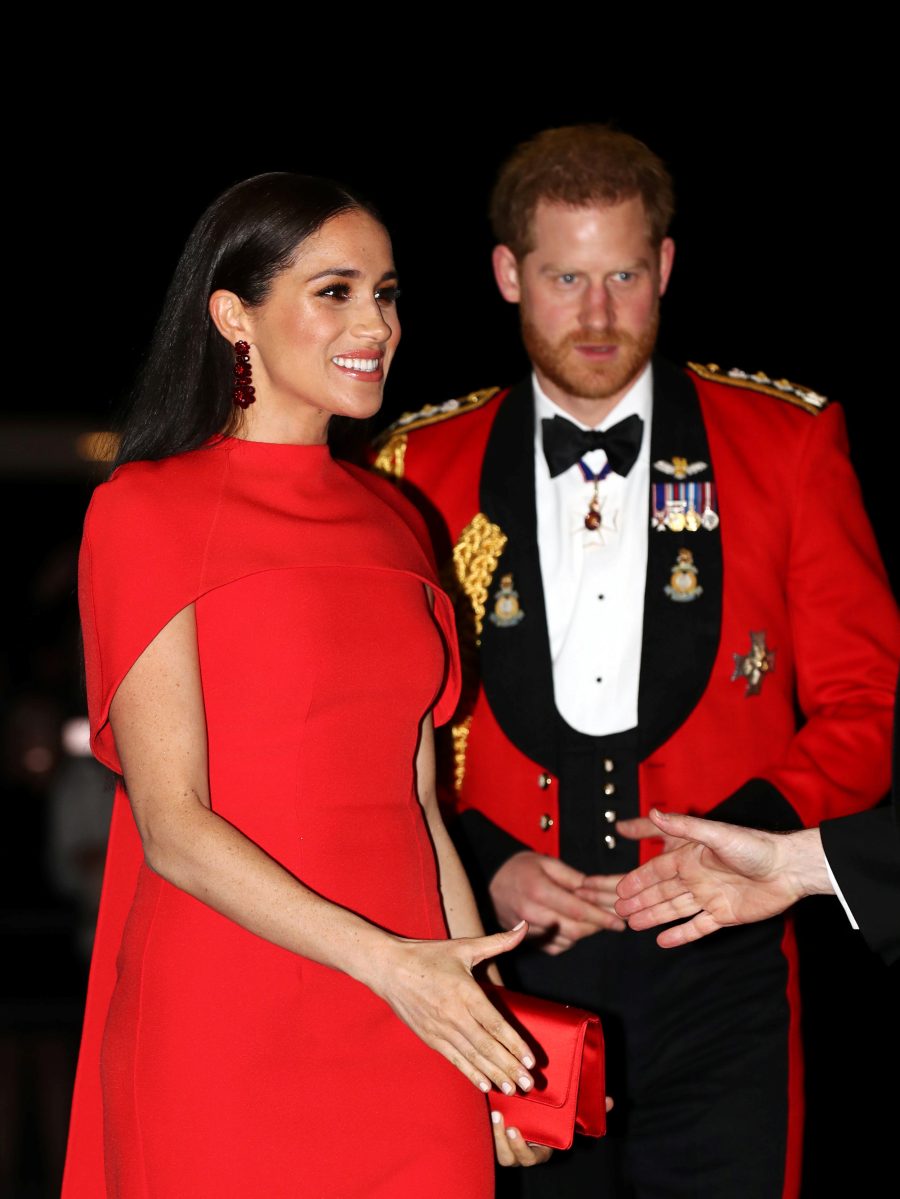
top-left (79, 463), bottom-right (212, 772)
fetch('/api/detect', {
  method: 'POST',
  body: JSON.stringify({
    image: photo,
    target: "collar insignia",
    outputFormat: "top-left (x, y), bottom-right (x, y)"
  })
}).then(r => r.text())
top-left (488, 573), bottom-right (525, 628)
top-left (664, 548), bottom-right (703, 602)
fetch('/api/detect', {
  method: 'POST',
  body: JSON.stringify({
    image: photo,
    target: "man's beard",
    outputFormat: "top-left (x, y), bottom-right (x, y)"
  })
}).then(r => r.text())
top-left (521, 308), bottom-right (659, 403)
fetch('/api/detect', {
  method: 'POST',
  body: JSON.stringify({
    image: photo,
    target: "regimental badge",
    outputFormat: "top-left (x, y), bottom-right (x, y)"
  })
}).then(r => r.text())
top-left (664, 548), bottom-right (703, 602)
top-left (653, 456), bottom-right (708, 479)
top-left (652, 483), bottom-right (719, 533)
top-left (731, 631), bottom-right (776, 696)
top-left (488, 573), bottom-right (525, 628)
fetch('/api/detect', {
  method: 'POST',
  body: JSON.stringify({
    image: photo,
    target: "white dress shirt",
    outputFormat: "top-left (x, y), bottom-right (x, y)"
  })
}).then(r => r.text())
top-left (534, 364), bottom-right (652, 736)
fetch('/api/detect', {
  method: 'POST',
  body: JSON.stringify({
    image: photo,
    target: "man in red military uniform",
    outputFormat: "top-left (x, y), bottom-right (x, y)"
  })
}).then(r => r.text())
top-left (373, 126), bottom-right (900, 1197)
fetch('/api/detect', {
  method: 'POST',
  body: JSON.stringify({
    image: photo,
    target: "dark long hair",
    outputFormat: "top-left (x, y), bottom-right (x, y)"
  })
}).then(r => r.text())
top-left (113, 173), bottom-right (380, 468)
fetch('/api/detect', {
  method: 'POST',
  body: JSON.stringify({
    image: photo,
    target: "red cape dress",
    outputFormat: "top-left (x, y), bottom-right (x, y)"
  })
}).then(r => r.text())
top-left (62, 435), bottom-right (492, 1197)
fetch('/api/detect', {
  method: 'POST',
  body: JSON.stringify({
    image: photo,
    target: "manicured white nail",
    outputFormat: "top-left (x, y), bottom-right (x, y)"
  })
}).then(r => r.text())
top-left (507, 1128), bottom-right (519, 1140)
top-left (518, 1076), bottom-right (532, 1091)
top-left (479, 1080), bottom-right (490, 1092)
top-left (491, 1110), bottom-right (501, 1125)
top-left (523, 1055), bottom-right (535, 1069)
top-left (502, 1082), bottom-right (514, 1095)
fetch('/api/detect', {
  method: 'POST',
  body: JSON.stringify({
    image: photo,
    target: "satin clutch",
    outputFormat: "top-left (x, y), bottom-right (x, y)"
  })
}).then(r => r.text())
top-left (484, 984), bottom-right (607, 1150)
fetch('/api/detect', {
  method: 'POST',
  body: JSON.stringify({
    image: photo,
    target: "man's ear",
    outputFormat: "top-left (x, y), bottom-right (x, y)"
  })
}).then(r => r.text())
top-left (209, 289), bottom-right (253, 344)
top-left (657, 237), bottom-right (675, 297)
top-left (492, 244), bottom-right (521, 304)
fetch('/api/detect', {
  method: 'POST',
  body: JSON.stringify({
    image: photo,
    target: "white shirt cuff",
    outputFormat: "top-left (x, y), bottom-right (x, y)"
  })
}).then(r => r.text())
top-left (824, 850), bottom-right (859, 930)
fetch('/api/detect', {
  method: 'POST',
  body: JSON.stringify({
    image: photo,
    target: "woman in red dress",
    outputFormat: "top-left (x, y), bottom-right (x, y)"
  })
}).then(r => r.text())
top-left (62, 173), bottom-right (550, 1196)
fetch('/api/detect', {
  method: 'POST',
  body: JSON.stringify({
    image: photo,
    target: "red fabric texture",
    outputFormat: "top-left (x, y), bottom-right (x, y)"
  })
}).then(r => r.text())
top-left (63, 437), bottom-right (489, 1198)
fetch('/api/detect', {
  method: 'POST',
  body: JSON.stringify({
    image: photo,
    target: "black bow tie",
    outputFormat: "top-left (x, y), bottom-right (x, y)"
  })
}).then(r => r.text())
top-left (541, 413), bottom-right (644, 479)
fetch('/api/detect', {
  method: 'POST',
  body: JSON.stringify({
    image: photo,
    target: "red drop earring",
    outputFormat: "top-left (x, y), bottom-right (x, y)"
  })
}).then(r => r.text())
top-left (233, 340), bottom-right (256, 408)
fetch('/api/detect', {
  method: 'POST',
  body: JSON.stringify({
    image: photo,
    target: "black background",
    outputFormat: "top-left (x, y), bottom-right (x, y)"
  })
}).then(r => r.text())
top-left (9, 79), bottom-right (898, 1194)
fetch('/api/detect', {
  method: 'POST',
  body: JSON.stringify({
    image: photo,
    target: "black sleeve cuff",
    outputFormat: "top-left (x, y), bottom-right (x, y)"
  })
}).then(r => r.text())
top-left (706, 778), bottom-right (803, 832)
top-left (820, 806), bottom-right (900, 966)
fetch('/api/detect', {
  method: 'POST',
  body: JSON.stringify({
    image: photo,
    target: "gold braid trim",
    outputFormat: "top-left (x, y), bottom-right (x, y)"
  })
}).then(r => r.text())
top-left (452, 513), bottom-right (508, 640)
top-left (371, 431), bottom-right (408, 479)
top-left (451, 716), bottom-right (473, 793)
top-left (374, 387), bottom-right (501, 443)
top-left (687, 362), bottom-right (829, 415)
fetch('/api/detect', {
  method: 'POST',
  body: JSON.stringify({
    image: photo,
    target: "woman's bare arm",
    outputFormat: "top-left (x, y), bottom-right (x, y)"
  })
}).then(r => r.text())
top-left (414, 714), bottom-right (552, 1167)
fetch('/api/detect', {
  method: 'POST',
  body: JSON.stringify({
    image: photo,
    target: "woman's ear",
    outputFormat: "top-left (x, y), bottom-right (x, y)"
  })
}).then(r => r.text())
top-left (209, 290), bottom-right (251, 344)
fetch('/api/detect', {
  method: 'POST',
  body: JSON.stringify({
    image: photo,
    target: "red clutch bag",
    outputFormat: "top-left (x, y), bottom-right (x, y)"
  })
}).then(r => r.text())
top-left (483, 984), bottom-right (607, 1150)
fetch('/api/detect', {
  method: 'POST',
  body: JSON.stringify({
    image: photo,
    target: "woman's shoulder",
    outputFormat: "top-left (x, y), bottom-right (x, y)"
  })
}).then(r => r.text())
top-left (84, 446), bottom-right (226, 542)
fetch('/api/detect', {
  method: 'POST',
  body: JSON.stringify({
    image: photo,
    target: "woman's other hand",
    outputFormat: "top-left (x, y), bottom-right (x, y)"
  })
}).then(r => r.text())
top-left (490, 1110), bottom-right (553, 1167)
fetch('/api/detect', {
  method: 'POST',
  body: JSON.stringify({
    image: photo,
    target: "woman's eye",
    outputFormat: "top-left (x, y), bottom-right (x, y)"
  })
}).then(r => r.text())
top-left (317, 282), bottom-right (352, 300)
top-left (375, 285), bottom-right (400, 306)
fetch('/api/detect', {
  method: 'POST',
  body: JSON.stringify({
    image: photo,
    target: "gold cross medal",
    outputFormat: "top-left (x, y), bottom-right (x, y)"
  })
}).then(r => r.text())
top-left (664, 548), bottom-right (703, 602)
top-left (488, 573), bottom-right (525, 628)
top-left (731, 631), bottom-right (775, 696)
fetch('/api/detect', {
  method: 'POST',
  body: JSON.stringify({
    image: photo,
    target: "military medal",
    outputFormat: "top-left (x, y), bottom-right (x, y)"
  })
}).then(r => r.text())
top-left (731, 631), bottom-right (775, 696)
top-left (652, 482), bottom-right (719, 533)
top-left (665, 501), bottom-right (687, 532)
top-left (488, 573), bottom-right (525, 627)
top-left (578, 458), bottom-right (612, 531)
top-left (585, 490), bottom-right (602, 530)
top-left (664, 547), bottom-right (703, 602)
top-left (700, 482), bottom-right (719, 530)
top-left (684, 483), bottom-right (702, 532)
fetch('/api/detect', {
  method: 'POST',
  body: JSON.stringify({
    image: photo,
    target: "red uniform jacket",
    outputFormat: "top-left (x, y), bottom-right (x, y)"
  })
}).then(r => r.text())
top-left (374, 360), bottom-right (900, 875)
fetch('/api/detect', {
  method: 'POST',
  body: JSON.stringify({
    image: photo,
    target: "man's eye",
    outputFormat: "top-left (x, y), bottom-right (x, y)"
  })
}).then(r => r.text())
top-left (612, 271), bottom-right (635, 283)
top-left (317, 283), bottom-right (351, 299)
top-left (557, 273), bottom-right (578, 285)
top-left (375, 285), bottom-right (400, 306)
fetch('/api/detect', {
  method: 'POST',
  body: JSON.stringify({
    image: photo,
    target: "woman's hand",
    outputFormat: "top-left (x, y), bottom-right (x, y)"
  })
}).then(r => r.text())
top-left (364, 921), bottom-right (537, 1096)
top-left (491, 1110), bottom-right (553, 1167)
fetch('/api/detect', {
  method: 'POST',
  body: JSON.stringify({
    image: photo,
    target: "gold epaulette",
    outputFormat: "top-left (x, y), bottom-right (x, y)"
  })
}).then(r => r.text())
top-left (687, 363), bottom-right (829, 415)
top-left (372, 387), bottom-right (501, 480)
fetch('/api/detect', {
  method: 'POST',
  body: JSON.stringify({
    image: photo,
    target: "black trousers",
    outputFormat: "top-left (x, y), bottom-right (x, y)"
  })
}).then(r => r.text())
top-left (498, 917), bottom-right (792, 1199)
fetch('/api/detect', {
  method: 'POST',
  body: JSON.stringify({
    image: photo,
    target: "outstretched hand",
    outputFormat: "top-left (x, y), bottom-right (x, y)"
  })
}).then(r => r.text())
top-left (614, 809), bottom-right (824, 947)
top-left (367, 921), bottom-right (538, 1095)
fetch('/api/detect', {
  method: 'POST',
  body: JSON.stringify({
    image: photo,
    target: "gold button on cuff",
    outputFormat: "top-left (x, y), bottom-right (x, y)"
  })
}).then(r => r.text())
top-left (540, 813), bottom-right (555, 831)
top-left (538, 773), bottom-right (553, 789)
top-left (603, 782), bottom-right (616, 796)
top-left (604, 809), bottom-right (616, 824)
top-left (603, 758), bottom-right (615, 773)
top-left (604, 834), bottom-right (617, 850)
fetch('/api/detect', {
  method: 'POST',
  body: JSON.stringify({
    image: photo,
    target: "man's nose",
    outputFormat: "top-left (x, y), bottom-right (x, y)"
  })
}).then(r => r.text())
top-left (580, 282), bottom-right (612, 330)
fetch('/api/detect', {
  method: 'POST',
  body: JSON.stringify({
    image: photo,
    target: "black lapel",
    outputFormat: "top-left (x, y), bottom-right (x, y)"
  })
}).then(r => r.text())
top-left (638, 357), bottom-right (723, 757)
top-left (479, 380), bottom-right (561, 773)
